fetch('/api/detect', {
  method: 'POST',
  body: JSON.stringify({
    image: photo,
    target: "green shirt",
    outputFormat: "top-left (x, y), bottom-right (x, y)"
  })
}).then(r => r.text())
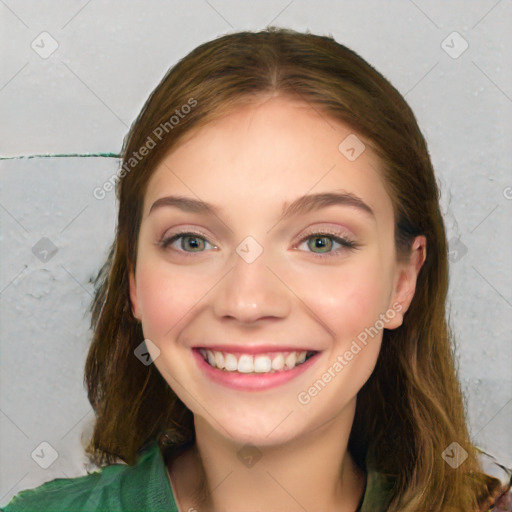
top-left (5, 443), bottom-right (511, 510)
top-left (1, 442), bottom-right (394, 512)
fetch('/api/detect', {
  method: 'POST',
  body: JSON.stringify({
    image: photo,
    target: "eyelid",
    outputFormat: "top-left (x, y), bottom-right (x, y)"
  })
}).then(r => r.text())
top-left (160, 226), bottom-right (215, 243)
top-left (157, 229), bottom-right (217, 252)
top-left (159, 227), bottom-right (353, 243)
top-left (290, 225), bottom-right (362, 260)
top-left (291, 224), bottom-right (356, 245)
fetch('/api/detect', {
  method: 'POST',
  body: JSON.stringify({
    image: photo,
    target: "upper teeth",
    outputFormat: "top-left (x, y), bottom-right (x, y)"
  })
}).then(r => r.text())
top-left (199, 349), bottom-right (309, 373)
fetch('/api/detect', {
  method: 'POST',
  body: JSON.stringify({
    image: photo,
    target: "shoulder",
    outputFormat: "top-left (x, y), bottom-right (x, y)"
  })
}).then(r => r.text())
top-left (1, 463), bottom-right (124, 512)
top-left (1, 442), bottom-right (178, 512)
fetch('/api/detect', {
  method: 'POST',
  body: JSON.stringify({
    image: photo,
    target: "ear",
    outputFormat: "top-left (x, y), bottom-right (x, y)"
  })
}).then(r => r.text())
top-left (385, 235), bottom-right (427, 329)
top-left (128, 265), bottom-right (141, 321)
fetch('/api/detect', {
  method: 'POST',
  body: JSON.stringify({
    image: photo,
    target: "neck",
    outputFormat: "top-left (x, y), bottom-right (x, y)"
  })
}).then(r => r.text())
top-left (168, 399), bottom-right (366, 512)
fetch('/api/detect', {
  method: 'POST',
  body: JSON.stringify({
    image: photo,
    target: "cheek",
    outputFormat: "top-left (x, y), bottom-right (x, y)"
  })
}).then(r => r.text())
top-left (286, 255), bottom-right (393, 397)
top-left (292, 266), bottom-right (388, 413)
top-left (134, 258), bottom-right (206, 340)
top-left (290, 259), bottom-right (391, 342)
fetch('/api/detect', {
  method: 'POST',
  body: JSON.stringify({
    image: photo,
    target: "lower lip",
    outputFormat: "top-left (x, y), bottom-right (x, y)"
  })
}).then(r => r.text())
top-left (192, 349), bottom-right (320, 391)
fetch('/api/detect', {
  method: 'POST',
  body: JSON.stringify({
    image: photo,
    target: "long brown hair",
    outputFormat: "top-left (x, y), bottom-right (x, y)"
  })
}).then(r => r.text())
top-left (84, 27), bottom-right (500, 510)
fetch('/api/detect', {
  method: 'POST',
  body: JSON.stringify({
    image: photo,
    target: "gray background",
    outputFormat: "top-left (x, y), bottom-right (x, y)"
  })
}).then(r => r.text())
top-left (1, 0), bottom-right (511, 505)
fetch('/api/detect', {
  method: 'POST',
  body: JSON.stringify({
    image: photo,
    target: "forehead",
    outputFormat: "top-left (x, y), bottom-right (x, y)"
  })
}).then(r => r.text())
top-left (143, 96), bottom-right (394, 224)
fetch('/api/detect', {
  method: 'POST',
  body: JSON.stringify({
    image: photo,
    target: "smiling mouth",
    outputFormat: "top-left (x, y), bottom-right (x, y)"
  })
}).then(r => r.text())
top-left (198, 348), bottom-right (318, 374)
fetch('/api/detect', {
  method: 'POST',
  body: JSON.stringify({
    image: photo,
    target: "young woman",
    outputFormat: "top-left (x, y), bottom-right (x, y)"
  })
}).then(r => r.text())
top-left (3, 27), bottom-right (511, 512)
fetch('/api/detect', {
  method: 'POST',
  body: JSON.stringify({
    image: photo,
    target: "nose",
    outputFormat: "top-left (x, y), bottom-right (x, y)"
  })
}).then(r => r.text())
top-left (212, 246), bottom-right (291, 324)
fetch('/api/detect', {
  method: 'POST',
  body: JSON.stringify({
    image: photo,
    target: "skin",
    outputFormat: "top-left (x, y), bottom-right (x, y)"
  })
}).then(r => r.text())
top-left (129, 96), bottom-right (426, 512)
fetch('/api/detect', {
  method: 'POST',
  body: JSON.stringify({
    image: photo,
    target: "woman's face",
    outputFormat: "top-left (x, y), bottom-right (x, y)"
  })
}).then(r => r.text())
top-left (130, 96), bottom-right (422, 446)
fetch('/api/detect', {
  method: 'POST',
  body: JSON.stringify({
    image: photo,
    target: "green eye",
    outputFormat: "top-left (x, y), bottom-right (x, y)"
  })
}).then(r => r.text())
top-left (307, 235), bottom-right (334, 253)
top-left (161, 232), bottom-right (214, 253)
top-left (159, 231), bottom-right (360, 259)
top-left (179, 235), bottom-right (206, 252)
top-left (297, 232), bottom-right (359, 259)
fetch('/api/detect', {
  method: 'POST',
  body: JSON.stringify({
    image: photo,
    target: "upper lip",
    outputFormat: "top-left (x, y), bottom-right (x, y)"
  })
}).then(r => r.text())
top-left (194, 345), bottom-right (319, 354)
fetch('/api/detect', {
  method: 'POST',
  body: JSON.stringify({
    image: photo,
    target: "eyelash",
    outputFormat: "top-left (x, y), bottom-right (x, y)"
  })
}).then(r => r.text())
top-left (158, 229), bottom-right (360, 259)
top-left (296, 229), bottom-right (360, 259)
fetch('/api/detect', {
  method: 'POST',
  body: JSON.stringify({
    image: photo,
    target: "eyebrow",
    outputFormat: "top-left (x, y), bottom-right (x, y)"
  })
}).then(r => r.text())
top-left (149, 191), bottom-right (375, 221)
